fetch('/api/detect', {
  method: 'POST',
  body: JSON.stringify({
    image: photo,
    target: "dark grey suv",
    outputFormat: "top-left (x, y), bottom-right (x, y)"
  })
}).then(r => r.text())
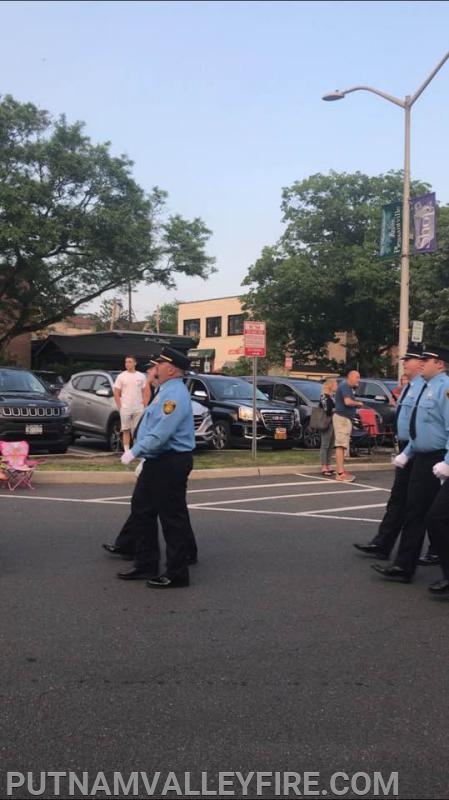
top-left (242, 376), bottom-right (322, 448)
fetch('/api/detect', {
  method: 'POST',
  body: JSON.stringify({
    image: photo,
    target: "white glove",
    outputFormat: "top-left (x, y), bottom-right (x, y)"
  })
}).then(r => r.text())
top-left (120, 450), bottom-right (135, 466)
top-left (135, 459), bottom-right (144, 477)
top-left (393, 452), bottom-right (410, 469)
top-left (433, 461), bottom-right (449, 481)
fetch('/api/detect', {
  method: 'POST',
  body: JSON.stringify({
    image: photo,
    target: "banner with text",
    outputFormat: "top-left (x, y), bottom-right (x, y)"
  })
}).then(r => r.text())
top-left (380, 202), bottom-right (402, 258)
top-left (411, 192), bottom-right (437, 253)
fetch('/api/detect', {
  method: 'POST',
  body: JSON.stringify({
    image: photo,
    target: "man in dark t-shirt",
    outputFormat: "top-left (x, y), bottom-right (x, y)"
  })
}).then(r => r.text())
top-left (333, 371), bottom-right (363, 482)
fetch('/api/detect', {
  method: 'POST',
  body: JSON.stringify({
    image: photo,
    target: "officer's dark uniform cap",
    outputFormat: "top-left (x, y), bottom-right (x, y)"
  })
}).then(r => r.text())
top-left (421, 345), bottom-right (449, 362)
top-left (399, 344), bottom-right (424, 361)
top-left (148, 346), bottom-right (191, 371)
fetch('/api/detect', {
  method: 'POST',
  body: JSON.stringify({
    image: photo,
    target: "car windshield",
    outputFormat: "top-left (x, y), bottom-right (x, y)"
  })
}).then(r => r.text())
top-left (289, 380), bottom-right (322, 402)
top-left (382, 380), bottom-right (398, 393)
top-left (209, 377), bottom-right (268, 401)
top-left (0, 369), bottom-right (48, 394)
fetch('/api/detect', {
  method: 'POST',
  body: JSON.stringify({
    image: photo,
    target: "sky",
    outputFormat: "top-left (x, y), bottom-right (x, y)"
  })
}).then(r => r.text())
top-left (2, 0), bottom-right (449, 320)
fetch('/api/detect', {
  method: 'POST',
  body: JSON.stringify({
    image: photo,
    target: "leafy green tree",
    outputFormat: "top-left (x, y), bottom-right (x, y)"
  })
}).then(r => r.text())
top-left (0, 95), bottom-right (215, 348)
top-left (91, 297), bottom-right (130, 331)
top-left (242, 170), bottom-right (443, 373)
top-left (220, 356), bottom-right (270, 376)
top-left (145, 301), bottom-right (179, 334)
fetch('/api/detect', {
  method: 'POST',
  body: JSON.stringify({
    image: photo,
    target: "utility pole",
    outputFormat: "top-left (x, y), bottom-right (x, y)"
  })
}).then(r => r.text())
top-left (128, 282), bottom-right (132, 329)
top-left (109, 298), bottom-right (117, 331)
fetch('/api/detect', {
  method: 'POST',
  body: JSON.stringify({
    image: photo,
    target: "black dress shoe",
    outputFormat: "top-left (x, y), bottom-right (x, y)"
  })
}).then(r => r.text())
top-left (371, 563), bottom-right (412, 582)
top-left (102, 543), bottom-right (133, 559)
top-left (117, 567), bottom-right (156, 580)
top-left (353, 543), bottom-right (389, 559)
top-left (146, 574), bottom-right (189, 588)
top-left (418, 553), bottom-right (441, 566)
top-left (428, 579), bottom-right (449, 595)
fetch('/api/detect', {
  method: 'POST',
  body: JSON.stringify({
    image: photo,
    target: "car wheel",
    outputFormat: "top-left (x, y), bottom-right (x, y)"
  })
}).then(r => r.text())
top-left (107, 418), bottom-right (122, 452)
top-left (302, 425), bottom-right (321, 449)
top-left (213, 420), bottom-right (231, 450)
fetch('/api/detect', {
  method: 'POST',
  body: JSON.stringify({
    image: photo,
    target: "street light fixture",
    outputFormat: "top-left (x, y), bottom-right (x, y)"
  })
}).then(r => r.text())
top-left (323, 51), bottom-right (449, 378)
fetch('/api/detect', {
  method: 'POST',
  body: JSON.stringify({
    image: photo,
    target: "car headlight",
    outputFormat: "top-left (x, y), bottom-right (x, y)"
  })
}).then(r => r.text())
top-left (238, 406), bottom-right (261, 422)
top-left (293, 408), bottom-right (301, 424)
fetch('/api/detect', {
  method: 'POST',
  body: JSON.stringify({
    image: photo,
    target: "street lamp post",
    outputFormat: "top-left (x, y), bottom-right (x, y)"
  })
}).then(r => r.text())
top-left (323, 51), bottom-right (449, 378)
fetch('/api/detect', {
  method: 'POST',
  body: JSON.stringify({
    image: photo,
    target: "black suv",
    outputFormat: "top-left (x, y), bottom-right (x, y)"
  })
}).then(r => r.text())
top-left (0, 367), bottom-right (72, 453)
top-left (184, 374), bottom-right (301, 449)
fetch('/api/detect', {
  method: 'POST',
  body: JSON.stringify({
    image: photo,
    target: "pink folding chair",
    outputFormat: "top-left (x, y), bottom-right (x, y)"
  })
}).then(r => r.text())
top-left (0, 441), bottom-right (39, 491)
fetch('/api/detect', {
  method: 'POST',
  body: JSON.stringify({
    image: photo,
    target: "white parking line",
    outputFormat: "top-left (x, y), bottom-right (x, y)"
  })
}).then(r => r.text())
top-left (189, 488), bottom-right (379, 508)
top-left (189, 502), bottom-right (386, 520)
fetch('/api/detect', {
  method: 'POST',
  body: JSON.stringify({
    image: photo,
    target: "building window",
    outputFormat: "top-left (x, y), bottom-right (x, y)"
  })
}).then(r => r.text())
top-left (183, 319), bottom-right (200, 338)
top-left (206, 316), bottom-right (221, 338)
top-left (227, 314), bottom-right (244, 336)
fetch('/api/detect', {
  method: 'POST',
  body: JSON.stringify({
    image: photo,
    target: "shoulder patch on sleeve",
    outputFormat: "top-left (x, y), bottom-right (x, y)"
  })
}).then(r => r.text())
top-left (163, 400), bottom-right (177, 414)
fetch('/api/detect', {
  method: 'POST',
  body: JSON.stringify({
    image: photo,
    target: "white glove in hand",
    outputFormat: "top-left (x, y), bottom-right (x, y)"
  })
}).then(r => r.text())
top-left (433, 461), bottom-right (449, 481)
top-left (120, 450), bottom-right (135, 466)
top-left (393, 452), bottom-right (410, 469)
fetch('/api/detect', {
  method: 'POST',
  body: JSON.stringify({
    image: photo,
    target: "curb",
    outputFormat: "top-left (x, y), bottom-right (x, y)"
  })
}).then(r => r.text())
top-left (33, 462), bottom-right (393, 484)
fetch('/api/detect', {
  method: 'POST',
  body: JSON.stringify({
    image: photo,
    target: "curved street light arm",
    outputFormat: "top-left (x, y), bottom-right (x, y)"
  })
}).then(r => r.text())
top-left (341, 85), bottom-right (405, 108)
top-left (410, 50), bottom-right (449, 106)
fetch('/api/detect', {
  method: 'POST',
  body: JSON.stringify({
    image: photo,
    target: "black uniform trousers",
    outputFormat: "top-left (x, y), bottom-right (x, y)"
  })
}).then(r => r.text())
top-left (120, 451), bottom-right (194, 579)
top-left (371, 459), bottom-right (412, 556)
top-left (393, 450), bottom-right (445, 576)
top-left (426, 478), bottom-right (449, 580)
top-left (114, 459), bottom-right (197, 562)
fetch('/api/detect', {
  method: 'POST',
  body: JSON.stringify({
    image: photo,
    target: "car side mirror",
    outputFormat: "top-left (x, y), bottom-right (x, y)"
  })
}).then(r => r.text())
top-left (96, 388), bottom-right (112, 397)
top-left (283, 395), bottom-right (297, 405)
top-left (374, 395), bottom-right (388, 403)
top-left (193, 390), bottom-right (208, 399)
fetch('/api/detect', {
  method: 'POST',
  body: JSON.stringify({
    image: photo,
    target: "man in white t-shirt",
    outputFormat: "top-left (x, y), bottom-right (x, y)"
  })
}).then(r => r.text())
top-left (113, 356), bottom-right (146, 450)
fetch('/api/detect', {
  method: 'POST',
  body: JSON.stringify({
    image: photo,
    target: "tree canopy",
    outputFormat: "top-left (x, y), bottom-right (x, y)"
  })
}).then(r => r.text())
top-left (242, 170), bottom-right (449, 374)
top-left (0, 95), bottom-right (215, 348)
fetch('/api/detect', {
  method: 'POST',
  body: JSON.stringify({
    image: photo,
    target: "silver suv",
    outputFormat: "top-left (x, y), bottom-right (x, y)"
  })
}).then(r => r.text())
top-left (60, 370), bottom-right (215, 451)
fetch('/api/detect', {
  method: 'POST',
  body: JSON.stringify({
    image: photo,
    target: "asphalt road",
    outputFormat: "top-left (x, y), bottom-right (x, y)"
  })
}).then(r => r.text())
top-left (0, 470), bottom-right (447, 799)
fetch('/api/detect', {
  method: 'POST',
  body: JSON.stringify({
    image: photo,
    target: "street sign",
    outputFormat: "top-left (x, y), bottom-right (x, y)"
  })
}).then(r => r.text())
top-left (411, 320), bottom-right (424, 343)
top-left (244, 321), bottom-right (266, 357)
top-left (284, 356), bottom-right (293, 370)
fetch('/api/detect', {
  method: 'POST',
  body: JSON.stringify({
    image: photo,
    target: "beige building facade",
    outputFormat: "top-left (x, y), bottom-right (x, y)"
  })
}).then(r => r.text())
top-left (178, 296), bottom-right (348, 374)
top-left (178, 296), bottom-right (245, 372)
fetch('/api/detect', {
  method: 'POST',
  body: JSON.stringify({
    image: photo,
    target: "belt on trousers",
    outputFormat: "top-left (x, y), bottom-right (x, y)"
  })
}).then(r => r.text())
top-left (147, 450), bottom-right (192, 460)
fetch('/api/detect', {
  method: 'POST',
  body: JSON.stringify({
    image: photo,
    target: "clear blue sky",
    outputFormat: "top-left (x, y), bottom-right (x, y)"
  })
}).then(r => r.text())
top-left (2, 0), bottom-right (449, 318)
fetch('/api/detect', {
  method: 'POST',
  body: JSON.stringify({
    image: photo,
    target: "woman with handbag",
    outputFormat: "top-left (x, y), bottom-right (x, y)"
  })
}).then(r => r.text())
top-left (319, 378), bottom-right (337, 477)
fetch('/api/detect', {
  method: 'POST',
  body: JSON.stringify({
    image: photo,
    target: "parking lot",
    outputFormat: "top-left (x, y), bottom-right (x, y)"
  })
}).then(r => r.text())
top-left (1, 470), bottom-right (448, 798)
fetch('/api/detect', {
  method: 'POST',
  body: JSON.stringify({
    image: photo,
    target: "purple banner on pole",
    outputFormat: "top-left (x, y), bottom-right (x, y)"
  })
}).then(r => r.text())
top-left (411, 192), bottom-right (437, 253)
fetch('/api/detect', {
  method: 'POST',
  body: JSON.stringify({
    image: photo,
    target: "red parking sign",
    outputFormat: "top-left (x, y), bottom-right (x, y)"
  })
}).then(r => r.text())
top-left (244, 321), bottom-right (266, 357)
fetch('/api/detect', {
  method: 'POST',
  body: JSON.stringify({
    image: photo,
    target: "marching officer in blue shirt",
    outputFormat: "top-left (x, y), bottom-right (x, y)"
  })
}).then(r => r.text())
top-left (353, 346), bottom-right (424, 560)
top-left (116, 347), bottom-right (196, 588)
top-left (372, 344), bottom-right (449, 583)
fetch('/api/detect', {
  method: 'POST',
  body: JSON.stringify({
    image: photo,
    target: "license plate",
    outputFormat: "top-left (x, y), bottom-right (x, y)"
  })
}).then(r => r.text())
top-left (25, 424), bottom-right (43, 435)
top-left (274, 427), bottom-right (287, 440)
